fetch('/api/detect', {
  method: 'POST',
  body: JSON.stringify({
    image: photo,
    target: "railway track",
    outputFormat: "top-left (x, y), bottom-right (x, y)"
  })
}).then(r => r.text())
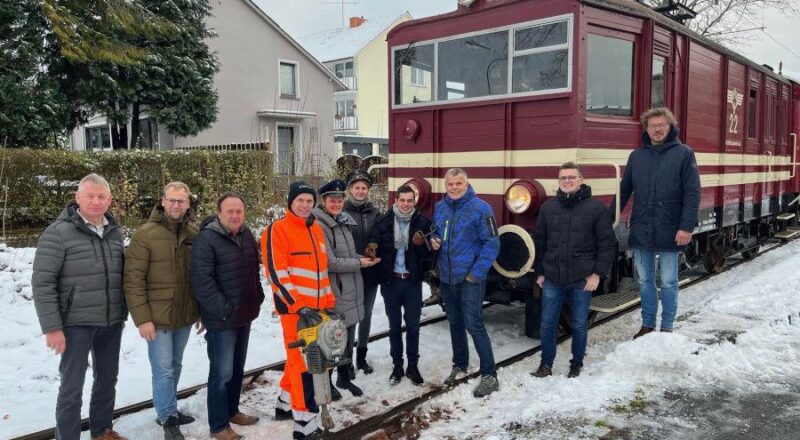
top-left (12, 237), bottom-right (793, 440)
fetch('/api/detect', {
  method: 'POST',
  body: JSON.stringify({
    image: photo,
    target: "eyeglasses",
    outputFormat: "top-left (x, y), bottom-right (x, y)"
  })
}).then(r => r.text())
top-left (558, 175), bottom-right (580, 182)
top-left (647, 123), bottom-right (669, 130)
top-left (165, 198), bottom-right (189, 206)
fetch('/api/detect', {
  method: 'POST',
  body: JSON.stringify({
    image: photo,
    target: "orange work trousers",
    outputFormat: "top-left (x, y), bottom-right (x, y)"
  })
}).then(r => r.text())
top-left (279, 313), bottom-right (318, 413)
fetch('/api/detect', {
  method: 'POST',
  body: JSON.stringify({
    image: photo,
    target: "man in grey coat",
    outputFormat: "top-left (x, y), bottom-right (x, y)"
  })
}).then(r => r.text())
top-left (33, 173), bottom-right (128, 440)
top-left (312, 179), bottom-right (379, 398)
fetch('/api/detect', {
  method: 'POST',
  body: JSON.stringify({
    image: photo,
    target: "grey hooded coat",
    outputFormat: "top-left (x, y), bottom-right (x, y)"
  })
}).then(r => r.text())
top-left (312, 207), bottom-right (364, 327)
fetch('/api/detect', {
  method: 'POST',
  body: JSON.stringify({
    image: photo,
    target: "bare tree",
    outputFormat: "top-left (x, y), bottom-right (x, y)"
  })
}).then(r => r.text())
top-left (642, 0), bottom-right (798, 47)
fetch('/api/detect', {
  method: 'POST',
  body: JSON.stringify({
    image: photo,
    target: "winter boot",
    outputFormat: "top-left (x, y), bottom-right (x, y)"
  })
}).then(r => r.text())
top-left (530, 363), bottom-right (552, 378)
top-left (406, 364), bottom-right (424, 385)
top-left (356, 347), bottom-right (374, 374)
top-left (443, 366), bottom-right (467, 387)
top-left (389, 364), bottom-right (404, 385)
top-left (156, 411), bottom-right (195, 426)
top-left (336, 365), bottom-right (363, 397)
top-left (347, 363), bottom-right (357, 380)
top-left (293, 428), bottom-right (323, 440)
top-left (162, 416), bottom-right (185, 440)
top-left (567, 366), bottom-right (582, 378)
top-left (472, 375), bottom-right (499, 398)
top-left (633, 326), bottom-right (655, 339)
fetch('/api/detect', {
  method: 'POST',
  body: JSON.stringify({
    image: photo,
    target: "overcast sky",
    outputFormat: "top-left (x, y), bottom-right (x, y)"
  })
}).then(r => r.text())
top-left (252, 0), bottom-right (800, 79)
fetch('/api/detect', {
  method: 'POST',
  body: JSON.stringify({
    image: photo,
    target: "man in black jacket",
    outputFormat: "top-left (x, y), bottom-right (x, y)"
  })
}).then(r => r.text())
top-left (190, 192), bottom-right (265, 440)
top-left (532, 163), bottom-right (616, 379)
top-left (620, 107), bottom-right (701, 339)
top-left (33, 173), bottom-right (128, 440)
top-left (368, 185), bottom-right (432, 385)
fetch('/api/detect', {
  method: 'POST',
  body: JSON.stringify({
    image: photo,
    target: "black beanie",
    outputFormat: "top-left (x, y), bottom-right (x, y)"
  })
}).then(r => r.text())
top-left (287, 181), bottom-right (317, 208)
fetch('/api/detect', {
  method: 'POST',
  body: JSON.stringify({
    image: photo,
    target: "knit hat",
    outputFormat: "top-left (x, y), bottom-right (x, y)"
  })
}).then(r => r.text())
top-left (346, 170), bottom-right (372, 188)
top-left (287, 181), bottom-right (317, 208)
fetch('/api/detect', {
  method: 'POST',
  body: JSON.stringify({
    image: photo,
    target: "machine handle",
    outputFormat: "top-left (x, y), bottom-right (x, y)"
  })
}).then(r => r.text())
top-left (288, 340), bottom-right (307, 349)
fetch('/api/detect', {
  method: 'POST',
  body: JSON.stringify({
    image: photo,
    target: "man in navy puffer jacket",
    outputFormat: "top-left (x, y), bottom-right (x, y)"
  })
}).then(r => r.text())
top-left (430, 168), bottom-right (500, 398)
top-left (619, 107), bottom-right (701, 339)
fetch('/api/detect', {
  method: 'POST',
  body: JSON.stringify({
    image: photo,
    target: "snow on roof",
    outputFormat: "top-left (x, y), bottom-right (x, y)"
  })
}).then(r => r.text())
top-left (298, 13), bottom-right (410, 63)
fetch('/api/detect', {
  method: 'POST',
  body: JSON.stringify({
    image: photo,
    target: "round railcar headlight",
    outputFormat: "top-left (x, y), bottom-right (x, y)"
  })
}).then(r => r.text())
top-left (505, 184), bottom-right (532, 214)
top-left (403, 178), bottom-right (431, 208)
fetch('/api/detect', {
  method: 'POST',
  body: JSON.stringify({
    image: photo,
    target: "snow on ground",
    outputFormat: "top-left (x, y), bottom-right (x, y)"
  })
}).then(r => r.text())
top-left (3, 240), bottom-right (800, 439)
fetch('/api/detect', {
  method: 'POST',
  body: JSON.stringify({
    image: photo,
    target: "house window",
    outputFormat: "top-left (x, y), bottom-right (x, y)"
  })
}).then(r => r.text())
top-left (335, 99), bottom-right (356, 118)
top-left (138, 119), bottom-right (158, 149)
top-left (512, 19), bottom-right (570, 93)
top-left (410, 67), bottom-right (426, 86)
top-left (276, 126), bottom-right (296, 175)
top-left (280, 61), bottom-right (298, 98)
top-left (334, 61), bottom-right (354, 79)
top-left (344, 142), bottom-right (371, 158)
top-left (586, 33), bottom-right (634, 116)
top-left (85, 126), bottom-right (111, 150)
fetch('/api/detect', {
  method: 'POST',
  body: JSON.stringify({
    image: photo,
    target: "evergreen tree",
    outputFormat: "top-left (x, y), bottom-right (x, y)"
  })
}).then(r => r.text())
top-left (0, 1), bottom-right (70, 147)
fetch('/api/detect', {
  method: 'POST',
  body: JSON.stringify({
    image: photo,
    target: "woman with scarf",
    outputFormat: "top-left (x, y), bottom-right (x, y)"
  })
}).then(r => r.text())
top-left (367, 185), bottom-right (433, 385)
top-left (312, 179), bottom-right (379, 397)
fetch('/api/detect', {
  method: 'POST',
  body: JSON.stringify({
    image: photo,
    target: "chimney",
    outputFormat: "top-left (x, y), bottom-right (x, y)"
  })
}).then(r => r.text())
top-left (349, 16), bottom-right (366, 28)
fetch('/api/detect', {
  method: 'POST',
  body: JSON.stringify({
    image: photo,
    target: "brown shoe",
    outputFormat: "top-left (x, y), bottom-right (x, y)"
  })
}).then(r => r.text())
top-left (633, 326), bottom-right (655, 339)
top-left (530, 364), bottom-right (552, 378)
top-left (211, 427), bottom-right (244, 440)
top-left (230, 412), bottom-right (259, 426)
top-left (92, 429), bottom-right (128, 440)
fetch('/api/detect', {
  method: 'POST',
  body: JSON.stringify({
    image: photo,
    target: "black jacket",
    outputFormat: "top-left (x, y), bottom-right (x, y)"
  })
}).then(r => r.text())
top-left (343, 200), bottom-right (381, 286)
top-left (190, 216), bottom-right (265, 330)
top-left (534, 185), bottom-right (617, 285)
top-left (368, 210), bottom-right (433, 283)
top-left (619, 127), bottom-right (701, 250)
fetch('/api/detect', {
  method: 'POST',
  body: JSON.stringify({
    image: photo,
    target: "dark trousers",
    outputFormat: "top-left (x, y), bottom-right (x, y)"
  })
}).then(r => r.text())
top-left (55, 323), bottom-right (123, 440)
top-left (205, 325), bottom-right (250, 433)
top-left (356, 283), bottom-right (379, 349)
top-left (381, 277), bottom-right (423, 367)
top-left (441, 280), bottom-right (497, 377)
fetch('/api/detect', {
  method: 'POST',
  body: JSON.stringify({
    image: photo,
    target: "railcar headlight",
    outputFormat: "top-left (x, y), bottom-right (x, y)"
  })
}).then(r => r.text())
top-left (403, 178), bottom-right (431, 208)
top-left (505, 183), bottom-right (533, 214)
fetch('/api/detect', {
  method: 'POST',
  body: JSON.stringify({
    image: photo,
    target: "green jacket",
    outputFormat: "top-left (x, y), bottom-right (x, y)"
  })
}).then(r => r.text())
top-left (124, 206), bottom-right (198, 329)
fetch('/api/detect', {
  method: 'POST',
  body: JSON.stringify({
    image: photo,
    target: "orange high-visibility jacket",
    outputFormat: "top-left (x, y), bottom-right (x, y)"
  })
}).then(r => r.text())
top-left (262, 210), bottom-right (334, 314)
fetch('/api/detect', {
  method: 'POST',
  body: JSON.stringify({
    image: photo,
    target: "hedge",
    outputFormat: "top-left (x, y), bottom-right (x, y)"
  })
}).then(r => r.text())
top-left (0, 148), bottom-right (280, 229)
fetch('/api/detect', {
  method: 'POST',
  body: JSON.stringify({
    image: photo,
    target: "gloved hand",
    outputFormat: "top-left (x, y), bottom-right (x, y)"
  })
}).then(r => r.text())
top-left (297, 307), bottom-right (323, 326)
top-left (412, 230), bottom-right (425, 246)
top-left (364, 243), bottom-right (378, 259)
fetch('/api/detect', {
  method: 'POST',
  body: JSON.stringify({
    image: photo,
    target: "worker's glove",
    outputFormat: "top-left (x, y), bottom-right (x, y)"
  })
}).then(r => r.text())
top-left (297, 307), bottom-right (323, 326)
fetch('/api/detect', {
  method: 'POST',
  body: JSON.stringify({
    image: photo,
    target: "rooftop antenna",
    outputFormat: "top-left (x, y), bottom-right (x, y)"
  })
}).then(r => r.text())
top-left (321, 0), bottom-right (359, 28)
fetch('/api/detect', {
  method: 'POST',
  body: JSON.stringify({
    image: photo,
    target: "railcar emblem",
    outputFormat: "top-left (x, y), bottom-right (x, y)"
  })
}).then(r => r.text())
top-left (726, 87), bottom-right (743, 134)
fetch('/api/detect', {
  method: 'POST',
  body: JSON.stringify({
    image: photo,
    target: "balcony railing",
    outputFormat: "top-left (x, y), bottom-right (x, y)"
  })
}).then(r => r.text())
top-left (339, 76), bottom-right (357, 90)
top-left (334, 115), bottom-right (358, 131)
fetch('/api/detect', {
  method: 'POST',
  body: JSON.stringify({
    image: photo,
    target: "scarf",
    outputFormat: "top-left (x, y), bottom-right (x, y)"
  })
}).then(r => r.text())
top-left (392, 204), bottom-right (415, 250)
top-left (347, 193), bottom-right (367, 207)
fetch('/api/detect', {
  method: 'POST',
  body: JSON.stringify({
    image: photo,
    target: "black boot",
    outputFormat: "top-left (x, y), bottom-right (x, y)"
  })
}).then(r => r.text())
top-left (336, 365), bottom-right (363, 397)
top-left (405, 364), bottom-right (424, 385)
top-left (162, 416), bottom-right (185, 440)
top-left (356, 347), bottom-right (374, 375)
top-left (329, 369), bottom-right (342, 401)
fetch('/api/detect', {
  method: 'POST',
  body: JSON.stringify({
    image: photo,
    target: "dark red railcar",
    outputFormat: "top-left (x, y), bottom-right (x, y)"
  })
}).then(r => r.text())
top-left (386, 0), bottom-right (800, 332)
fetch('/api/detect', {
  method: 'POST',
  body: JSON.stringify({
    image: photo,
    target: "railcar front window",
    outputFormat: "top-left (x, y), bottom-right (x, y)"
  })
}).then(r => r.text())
top-left (586, 34), bottom-right (634, 116)
top-left (394, 44), bottom-right (434, 105)
top-left (437, 31), bottom-right (508, 101)
top-left (512, 20), bottom-right (569, 93)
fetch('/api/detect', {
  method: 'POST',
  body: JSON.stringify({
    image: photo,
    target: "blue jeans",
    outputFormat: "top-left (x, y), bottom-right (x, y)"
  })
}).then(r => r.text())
top-left (148, 326), bottom-right (192, 423)
top-left (441, 280), bottom-right (496, 377)
top-left (540, 280), bottom-right (592, 369)
top-left (205, 325), bottom-right (250, 433)
top-left (55, 324), bottom-right (123, 440)
top-left (381, 278), bottom-right (423, 367)
top-left (633, 248), bottom-right (680, 330)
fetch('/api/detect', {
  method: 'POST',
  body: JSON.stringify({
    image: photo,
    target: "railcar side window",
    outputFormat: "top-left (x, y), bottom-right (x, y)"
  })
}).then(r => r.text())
top-left (586, 34), bottom-right (634, 116)
top-left (512, 20), bottom-right (569, 93)
top-left (652, 57), bottom-right (665, 108)
top-left (748, 88), bottom-right (757, 139)
top-left (437, 31), bottom-right (508, 101)
top-left (394, 44), bottom-right (434, 105)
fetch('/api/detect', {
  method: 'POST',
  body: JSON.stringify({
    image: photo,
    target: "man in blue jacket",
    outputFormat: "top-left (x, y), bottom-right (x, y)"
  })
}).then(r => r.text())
top-left (619, 107), bottom-right (701, 339)
top-left (430, 168), bottom-right (501, 397)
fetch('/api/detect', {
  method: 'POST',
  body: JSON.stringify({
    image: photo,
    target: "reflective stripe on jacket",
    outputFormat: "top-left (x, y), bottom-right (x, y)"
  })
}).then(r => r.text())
top-left (262, 210), bottom-right (334, 315)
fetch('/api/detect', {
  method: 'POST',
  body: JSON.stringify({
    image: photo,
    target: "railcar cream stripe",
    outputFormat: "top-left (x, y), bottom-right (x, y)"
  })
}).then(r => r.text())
top-left (388, 148), bottom-right (790, 168)
top-left (389, 171), bottom-right (791, 197)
